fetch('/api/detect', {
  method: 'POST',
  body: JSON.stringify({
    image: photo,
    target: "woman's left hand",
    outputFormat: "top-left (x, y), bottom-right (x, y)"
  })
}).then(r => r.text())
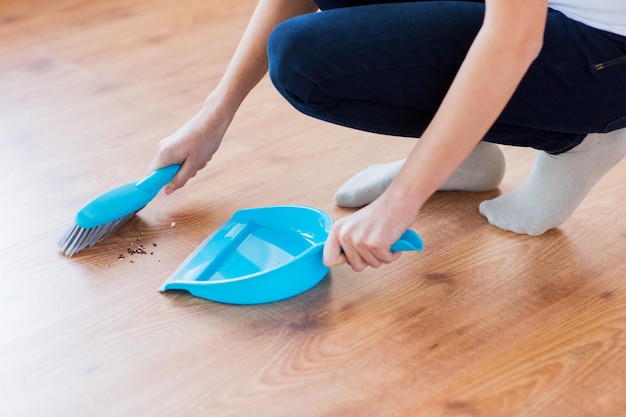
top-left (323, 188), bottom-right (419, 271)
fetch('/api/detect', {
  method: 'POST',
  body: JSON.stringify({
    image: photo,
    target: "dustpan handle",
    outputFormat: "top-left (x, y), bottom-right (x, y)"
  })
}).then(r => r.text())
top-left (390, 230), bottom-right (423, 252)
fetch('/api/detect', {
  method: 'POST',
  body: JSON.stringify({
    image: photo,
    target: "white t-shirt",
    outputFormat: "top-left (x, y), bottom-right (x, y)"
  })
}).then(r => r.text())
top-left (548, 0), bottom-right (626, 36)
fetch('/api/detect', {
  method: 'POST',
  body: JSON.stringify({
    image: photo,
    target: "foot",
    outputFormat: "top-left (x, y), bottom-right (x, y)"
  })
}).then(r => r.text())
top-left (335, 142), bottom-right (506, 208)
top-left (479, 130), bottom-right (626, 236)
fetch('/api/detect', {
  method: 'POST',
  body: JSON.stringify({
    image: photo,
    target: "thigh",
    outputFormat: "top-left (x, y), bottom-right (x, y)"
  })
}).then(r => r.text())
top-left (269, 1), bottom-right (485, 112)
top-left (269, 2), bottom-right (626, 153)
top-left (314, 0), bottom-right (483, 10)
top-left (268, 1), bottom-right (486, 137)
top-left (314, 0), bottom-right (418, 10)
top-left (501, 8), bottom-right (626, 136)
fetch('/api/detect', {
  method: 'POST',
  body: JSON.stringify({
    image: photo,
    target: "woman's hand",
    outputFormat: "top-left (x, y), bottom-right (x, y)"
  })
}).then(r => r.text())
top-left (148, 96), bottom-right (233, 194)
top-left (323, 186), bottom-right (420, 271)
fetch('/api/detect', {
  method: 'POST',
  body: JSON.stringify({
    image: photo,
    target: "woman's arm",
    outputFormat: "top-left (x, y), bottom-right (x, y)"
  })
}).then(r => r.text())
top-left (213, 0), bottom-right (319, 117)
top-left (149, 0), bottom-right (318, 193)
top-left (324, 0), bottom-right (549, 271)
top-left (395, 0), bottom-right (547, 208)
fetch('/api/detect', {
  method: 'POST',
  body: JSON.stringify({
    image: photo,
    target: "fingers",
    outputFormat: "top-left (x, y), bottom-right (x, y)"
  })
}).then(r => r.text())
top-left (323, 224), bottom-right (400, 272)
top-left (147, 156), bottom-right (166, 176)
top-left (147, 139), bottom-right (177, 175)
top-left (349, 238), bottom-right (398, 271)
top-left (322, 234), bottom-right (347, 267)
top-left (148, 135), bottom-right (213, 195)
top-left (149, 157), bottom-right (200, 195)
top-left (162, 156), bottom-right (210, 194)
top-left (147, 150), bottom-right (185, 195)
top-left (168, 162), bottom-right (192, 193)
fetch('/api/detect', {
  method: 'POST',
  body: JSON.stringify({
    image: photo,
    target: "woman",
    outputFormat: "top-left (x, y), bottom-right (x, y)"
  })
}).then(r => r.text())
top-left (149, 0), bottom-right (626, 271)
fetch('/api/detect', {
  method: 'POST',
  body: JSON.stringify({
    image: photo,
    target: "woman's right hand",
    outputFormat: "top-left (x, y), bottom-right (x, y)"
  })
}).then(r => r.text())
top-left (148, 95), bottom-right (234, 195)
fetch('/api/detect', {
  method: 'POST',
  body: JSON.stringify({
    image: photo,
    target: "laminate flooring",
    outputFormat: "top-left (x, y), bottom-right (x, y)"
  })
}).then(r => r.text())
top-left (1, 1), bottom-right (625, 416)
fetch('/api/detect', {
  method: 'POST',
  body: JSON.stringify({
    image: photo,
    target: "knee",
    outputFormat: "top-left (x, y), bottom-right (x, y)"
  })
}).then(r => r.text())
top-left (267, 16), bottom-right (320, 105)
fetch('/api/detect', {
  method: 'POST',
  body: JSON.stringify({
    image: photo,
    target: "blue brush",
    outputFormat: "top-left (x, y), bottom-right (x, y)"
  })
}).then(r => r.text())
top-left (58, 164), bottom-right (180, 256)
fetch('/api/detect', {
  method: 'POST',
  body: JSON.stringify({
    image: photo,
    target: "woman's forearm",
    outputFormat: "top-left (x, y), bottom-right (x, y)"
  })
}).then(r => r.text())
top-left (211, 0), bottom-right (318, 116)
top-left (148, 0), bottom-right (318, 190)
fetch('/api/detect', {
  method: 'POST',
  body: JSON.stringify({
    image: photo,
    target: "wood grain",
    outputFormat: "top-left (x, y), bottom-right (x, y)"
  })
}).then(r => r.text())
top-left (1, 1), bottom-right (625, 416)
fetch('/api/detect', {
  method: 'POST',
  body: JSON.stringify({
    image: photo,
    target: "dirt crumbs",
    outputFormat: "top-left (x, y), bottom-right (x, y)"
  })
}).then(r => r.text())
top-left (116, 232), bottom-right (160, 264)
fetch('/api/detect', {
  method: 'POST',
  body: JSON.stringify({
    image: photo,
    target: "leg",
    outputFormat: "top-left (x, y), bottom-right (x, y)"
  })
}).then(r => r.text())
top-left (268, 5), bottom-right (626, 233)
top-left (335, 141), bottom-right (506, 207)
top-left (268, 2), bottom-right (485, 138)
top-left (268, 4), bottom-right (625, 148)
top-left (269, 2), bottom-right (506, 208)
top-left (476, 12), bottom-right (626, 234)
top-left (479, 129), bottom-right (626, 235)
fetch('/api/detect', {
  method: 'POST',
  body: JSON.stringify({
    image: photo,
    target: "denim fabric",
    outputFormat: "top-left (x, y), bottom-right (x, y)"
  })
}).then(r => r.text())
top-left (268, 1), bottom-right (626, 154)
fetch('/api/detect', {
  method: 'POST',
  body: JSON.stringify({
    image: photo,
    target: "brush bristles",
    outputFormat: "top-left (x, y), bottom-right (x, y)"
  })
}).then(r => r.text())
top-left (57, 212), bottom-right (137, 257)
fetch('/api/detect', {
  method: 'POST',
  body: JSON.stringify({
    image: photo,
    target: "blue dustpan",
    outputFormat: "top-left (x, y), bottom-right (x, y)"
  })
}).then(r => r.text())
top-left (158, 205), bottom-right (423, 304)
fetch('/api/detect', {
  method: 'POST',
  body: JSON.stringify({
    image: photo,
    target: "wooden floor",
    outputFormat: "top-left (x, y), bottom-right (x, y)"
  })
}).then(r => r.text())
top-left (2, 1), bottom-right (626, 416)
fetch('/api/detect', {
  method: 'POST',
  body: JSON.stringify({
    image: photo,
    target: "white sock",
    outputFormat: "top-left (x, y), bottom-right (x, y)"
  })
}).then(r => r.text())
top-left (334, 141), bottom-right (506, 208)
top-left (479, 129), bottom-right (626, 236)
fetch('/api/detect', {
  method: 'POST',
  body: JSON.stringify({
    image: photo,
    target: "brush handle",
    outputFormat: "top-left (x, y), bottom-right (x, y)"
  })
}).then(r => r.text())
top-left (136, 164), bottom-right (181, 192)
top-left (75, 164), bottom-right (181, 229)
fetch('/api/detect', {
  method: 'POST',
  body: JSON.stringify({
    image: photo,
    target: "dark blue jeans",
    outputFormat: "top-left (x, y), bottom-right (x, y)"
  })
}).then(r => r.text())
top-left (268, 0), bottom-right (626, 154)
